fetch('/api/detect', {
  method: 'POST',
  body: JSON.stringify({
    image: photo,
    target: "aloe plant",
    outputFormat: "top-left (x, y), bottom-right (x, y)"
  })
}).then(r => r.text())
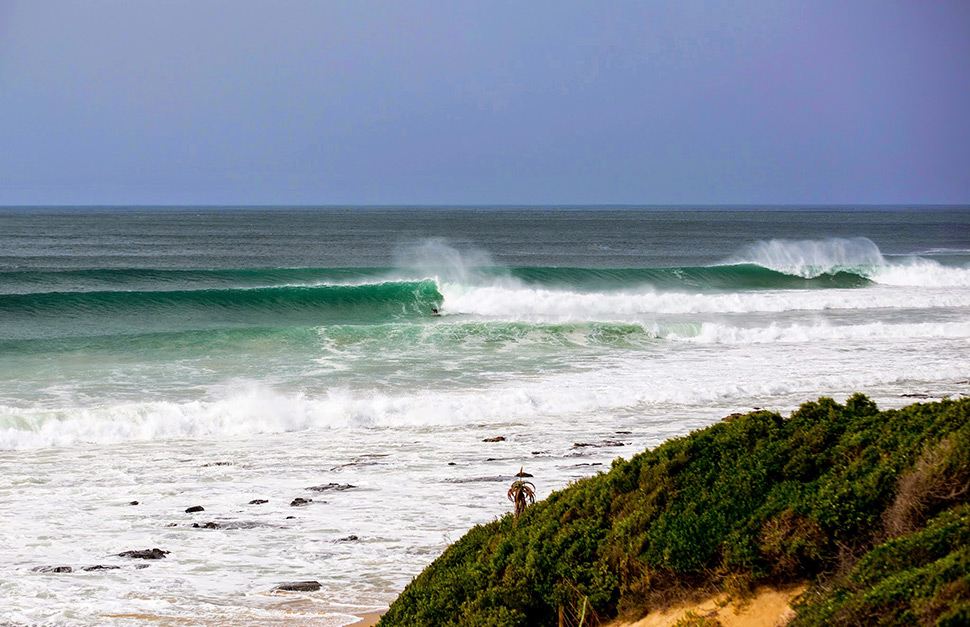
top-left (508, 467), bottom-right (536, 521)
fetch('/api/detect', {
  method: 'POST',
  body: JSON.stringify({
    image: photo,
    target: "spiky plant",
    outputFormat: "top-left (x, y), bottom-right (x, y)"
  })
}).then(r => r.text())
top-left (508, 467), bottom-right (536, 521)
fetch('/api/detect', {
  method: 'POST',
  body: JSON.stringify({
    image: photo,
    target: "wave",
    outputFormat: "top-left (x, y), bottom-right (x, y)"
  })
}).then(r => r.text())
top-left (2, 239), bottom-right (968, 343)
top-left (728, 237), bottom-right (887, 278)
top-left (0, 263), bottom-right (871, 295)
top-left (503, 265), bottom-right (870, 290)
top-left (727, 237), bottom-right (970, 287)
top-left (867, 259), bottom-right (970, 287)
top-left (3, 329), bottom-right (967, 451)
top-left (4, 238), bottom-right (967, 301)
top-left (0, 280), bottom-right (442, 340)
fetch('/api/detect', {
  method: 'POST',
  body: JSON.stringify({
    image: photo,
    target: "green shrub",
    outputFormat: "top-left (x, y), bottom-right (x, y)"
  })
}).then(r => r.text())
top-left (379, 396), bottom-right (970, 626)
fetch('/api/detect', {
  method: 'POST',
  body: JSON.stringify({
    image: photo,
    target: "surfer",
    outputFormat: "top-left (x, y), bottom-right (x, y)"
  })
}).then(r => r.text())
top-left (431, 307), bottom-right (440, 316)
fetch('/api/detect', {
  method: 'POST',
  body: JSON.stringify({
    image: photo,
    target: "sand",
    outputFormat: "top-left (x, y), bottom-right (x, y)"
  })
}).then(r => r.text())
top-left (346, 613), bottom-right (384, 626)
top-left (606, 584), bottom-right (806, 627)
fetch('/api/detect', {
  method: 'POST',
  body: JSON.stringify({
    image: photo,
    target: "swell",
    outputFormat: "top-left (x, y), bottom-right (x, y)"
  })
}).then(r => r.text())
top-left (0, 264), bottom-right (871, 295)
top-left (0, 267), bottom-right (389, 294)
top-left (504, 264), bottom-right (871, 290)
top-left (0, 280), bottom-right (442, 340)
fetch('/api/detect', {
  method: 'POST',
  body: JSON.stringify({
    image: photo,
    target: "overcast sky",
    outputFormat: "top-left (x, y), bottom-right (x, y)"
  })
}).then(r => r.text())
top-left (1, 1), bottom-right (968, 206)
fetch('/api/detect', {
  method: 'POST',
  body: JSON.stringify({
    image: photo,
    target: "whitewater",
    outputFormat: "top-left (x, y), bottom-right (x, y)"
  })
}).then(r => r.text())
top-left (0, 206), bottom-right (968, 626)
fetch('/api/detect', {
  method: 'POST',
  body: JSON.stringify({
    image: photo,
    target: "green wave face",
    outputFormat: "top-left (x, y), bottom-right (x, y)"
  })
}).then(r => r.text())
top-left (503, 264), bottom-right (872, 290)
top-left (0, 262), bottom-right (873, 343)
top-left (0, 279), bottom-right (443, 341)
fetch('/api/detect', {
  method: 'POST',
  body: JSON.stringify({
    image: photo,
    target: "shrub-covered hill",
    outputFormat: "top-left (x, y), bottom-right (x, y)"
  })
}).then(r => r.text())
top-left (379, 395), bottom-right (970, 626)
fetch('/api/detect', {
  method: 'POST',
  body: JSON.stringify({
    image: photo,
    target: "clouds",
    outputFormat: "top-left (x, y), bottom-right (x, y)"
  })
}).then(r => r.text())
top-left (1, 1), bottom-right (968, 205)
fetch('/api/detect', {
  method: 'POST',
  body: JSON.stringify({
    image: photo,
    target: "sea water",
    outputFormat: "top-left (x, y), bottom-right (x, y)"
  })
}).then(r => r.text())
top-left (1, 206), bottom-right (968, 625)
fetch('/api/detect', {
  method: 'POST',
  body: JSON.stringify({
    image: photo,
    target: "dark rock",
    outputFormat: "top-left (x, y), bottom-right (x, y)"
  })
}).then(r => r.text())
top-left (135, 564), bottom-right (150, 569)
top-left (33, 565), bottom-right (72, 573)
top-left (447, 462), bottom-right (456, 466)
top-left (531, 451), bottom-right (547, 455)
top-left (290, 498), bottom-right (312, 507)
top-left (482, 436), bottom-right (505, 442)
top-left (82, 565), bottom-right (120, 571)
top-left (615, 430), bottom-right (632, 434)
top-left (202, 461), bottom-right (233, 467)
top-left (193, 520), bottom-right (267, 530)
top-left (901, 392), bottom-right (933, 399)
top-left (118, 548), bottom-right (169, 560)
top-left (129, 501), bottom-right (139, 505)
top-left (444, 475), bottom-right (508, 483)
top-left (273, 581), bottom-right (321, 592)
top-left (516, 471), bottom-right (533, 477)
top-left (722, 413), bottom-right (743, 422)
top-left (306, 483), bottom-right (356, 492)
top-left (248, 499), bottom-right (268, 505)
top-left (336, 535), bottom-right (360, 542)
top-left (573, 440), bottom-right (624, 448)
top-left (285, 516), bottom-right (296, 519)
top-left (185, 505), bottom-right (204, 513)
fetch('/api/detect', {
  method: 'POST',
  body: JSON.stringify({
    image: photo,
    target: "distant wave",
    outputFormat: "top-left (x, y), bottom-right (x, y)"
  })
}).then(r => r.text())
top-left (727, 237), bottom-right (886, 278)
top-left (504, 265), bottom-right (870, 290)
top-left (725, 237), bottom-right (970, 287)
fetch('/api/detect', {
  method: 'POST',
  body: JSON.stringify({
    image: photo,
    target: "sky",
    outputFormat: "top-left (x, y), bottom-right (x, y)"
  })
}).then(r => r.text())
top-left (1, 1), bottom-right (968, 206)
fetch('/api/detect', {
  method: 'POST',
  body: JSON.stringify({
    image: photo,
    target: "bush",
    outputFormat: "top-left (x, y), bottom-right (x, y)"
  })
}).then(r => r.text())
top-left (379, 396), bottom-right (970, 626)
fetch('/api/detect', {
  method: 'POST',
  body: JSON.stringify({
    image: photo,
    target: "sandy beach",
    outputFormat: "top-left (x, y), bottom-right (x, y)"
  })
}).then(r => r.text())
top-left (607, 585), bottom-right (805, 627)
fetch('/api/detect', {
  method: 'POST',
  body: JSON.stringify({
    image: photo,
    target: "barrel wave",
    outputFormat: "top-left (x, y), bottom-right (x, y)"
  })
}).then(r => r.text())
top-left (0, 279), bottom-right (443, 340)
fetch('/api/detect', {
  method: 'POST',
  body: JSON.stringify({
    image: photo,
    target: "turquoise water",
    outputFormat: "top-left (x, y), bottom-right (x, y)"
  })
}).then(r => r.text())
top-left (1, 206), bottom-right (968, 625)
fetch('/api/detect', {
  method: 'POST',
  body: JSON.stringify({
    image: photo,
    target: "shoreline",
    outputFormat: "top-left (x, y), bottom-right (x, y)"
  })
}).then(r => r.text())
top-left (347, 613), bottom-right (384, 626)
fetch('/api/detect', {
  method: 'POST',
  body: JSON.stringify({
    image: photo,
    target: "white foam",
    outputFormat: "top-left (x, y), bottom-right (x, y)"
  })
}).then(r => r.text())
top-left (440, 282), bottom-right (970, 317)
top-left (4, 323), bottom-right (969, 451)
top-left (723, 237), bottom-right (970, 288)
top-left (867, 258), bottom-right (970, 287)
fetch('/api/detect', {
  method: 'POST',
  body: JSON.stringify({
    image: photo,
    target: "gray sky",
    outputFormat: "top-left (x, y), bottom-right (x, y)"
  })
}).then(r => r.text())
top-left (1, 1), bottom-right (968, 206)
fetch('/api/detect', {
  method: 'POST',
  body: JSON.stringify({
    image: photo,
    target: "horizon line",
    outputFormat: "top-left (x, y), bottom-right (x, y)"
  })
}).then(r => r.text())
top-left (1, 203), bottom-right (968, 210)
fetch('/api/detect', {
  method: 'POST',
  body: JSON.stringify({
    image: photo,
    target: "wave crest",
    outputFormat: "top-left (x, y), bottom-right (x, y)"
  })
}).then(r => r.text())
top-left (729, 237), bottom-right (886, 278)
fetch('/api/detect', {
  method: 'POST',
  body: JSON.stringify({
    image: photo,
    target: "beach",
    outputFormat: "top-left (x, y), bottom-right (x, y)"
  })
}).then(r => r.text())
top-left (1, 206), bottom-right (968, 625)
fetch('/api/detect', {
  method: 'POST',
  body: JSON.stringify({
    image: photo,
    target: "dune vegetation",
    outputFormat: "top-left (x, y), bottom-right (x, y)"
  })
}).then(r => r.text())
top-left (378, 395), bottom-right (970, 626)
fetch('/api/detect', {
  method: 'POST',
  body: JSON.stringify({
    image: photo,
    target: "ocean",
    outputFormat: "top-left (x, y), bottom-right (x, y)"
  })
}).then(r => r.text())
top-left (1, 206), bottom-right (968, 626)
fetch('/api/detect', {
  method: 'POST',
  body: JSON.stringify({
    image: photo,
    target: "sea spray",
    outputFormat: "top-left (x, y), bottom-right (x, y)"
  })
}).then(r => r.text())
top-left (729, 237), bottom-right (887, 277)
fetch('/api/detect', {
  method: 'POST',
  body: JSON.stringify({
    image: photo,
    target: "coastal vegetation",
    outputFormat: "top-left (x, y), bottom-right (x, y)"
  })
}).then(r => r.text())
top-left (379, 395), bottom-right (970, 626)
